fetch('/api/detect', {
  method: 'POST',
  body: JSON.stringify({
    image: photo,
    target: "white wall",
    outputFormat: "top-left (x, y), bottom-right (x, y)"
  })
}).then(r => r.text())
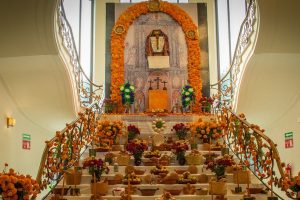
top-left (237, 53), bottom-right (300, 174)
top-left (0, 79), bottom-right (52, 176)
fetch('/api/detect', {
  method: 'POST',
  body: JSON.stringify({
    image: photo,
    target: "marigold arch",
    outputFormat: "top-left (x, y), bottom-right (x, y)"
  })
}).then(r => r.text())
top-left (110, 1), bottom-right (202, 109)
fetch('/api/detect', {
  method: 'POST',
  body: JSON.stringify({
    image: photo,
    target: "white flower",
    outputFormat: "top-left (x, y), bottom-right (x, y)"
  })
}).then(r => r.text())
top-left (185, 92), bottom-right (190, 96)
top-left (185, 97), bottom-right (190, 101)
top-left (120, 86), bottom-right (124, 91)
top-left (125, 95), bottom-right (130, 99)
top-left (188, 88), bottom-right (194, 92)
top-left (125, 89), bottom-right (130, 93)
top-left (130, 85), bottom-right (135, 91)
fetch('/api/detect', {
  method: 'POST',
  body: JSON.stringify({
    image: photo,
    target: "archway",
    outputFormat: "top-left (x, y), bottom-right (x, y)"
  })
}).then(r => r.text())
top-left (110, 0), bottom-right (201, 110)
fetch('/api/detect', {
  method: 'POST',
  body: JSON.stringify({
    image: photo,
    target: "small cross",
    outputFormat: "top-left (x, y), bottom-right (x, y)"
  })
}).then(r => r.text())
top-left (154, 77), bottom-right (162, 89)
top-left (148, 80), bottom-right (154, 90)
top-left (161, 81), bottom-right (168, 90)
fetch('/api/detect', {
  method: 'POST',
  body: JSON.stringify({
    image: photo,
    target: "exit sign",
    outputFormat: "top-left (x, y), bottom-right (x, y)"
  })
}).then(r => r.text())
top-left (22, 133), bottom-right (31, 150)
top-left (285, 132), bottom-right (293, 149)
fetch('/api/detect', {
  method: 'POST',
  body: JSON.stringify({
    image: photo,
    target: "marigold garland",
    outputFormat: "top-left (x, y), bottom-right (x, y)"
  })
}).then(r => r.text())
top-left (110, 1), bottom-right (202, 110)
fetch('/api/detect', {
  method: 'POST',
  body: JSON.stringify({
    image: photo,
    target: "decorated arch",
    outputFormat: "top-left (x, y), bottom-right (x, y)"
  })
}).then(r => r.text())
top-left (110, 0), bottom-right (202, 109)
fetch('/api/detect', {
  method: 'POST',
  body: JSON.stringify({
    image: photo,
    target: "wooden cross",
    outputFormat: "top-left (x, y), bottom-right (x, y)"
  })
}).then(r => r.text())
top-left (154, 77), bottom-right (162, 89)
top-left (161, 80), bottom-right (168, 90)
top-left (148, 80), bottom-right (154, 90)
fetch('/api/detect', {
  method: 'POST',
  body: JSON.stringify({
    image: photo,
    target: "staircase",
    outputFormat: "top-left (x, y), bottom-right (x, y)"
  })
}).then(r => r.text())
top-left (40, 112), bottom-right (274, 200)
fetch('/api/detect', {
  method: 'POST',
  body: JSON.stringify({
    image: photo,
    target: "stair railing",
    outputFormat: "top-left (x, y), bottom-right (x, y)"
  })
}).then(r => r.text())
top-left (56, 0), bottom-right (102, 107)
top-left (210, 0), bottom-right (258, 109)
top-left (36, 102), bottom-right (101, 197)
top-left (219, 106), bottom-right (298, 199)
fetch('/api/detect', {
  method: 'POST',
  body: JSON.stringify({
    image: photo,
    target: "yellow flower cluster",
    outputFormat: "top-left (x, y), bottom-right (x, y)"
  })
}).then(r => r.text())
top-left (95, 120), bottom-right (123, 141)
top-left (110, 1), bottom-right (202, 108)
top-left (189, 119), bottom-right (225, 140)
top-left (0, 166), bottom-right (40, 200)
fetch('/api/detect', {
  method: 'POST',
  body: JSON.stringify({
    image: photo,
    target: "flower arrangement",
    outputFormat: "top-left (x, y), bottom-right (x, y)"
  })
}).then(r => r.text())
top-left (127, 124), bottom-right (140, 141)
top-left (103, 98), bottom-right (117, 113)
top-left (200, 96), bottom-right (214, 113)
top-left (152, 118), bottom-right (166, 133)
top-left (172, 123), bottom-right (189, 140)
top-left (126, 139), bottom-right (148, 160)
top-left (189, 119), bottom-right (225, 143)
top-left (95, 120), bottom-right (123, 144)
top-left (172, 141), bottom-right (189, 165)
top-left (104, 153), bottom-right (115, 165)
top-left (172, 141), bottom-right (189, 156)
top-left (0, 164), bottom-right (41, 200)
top-left (120, 82), bottom-right (135, 105)
top-left (82, 157), bottom-right (109, 182)
top-left (181, 84), bottom-right (195, 108)
top-left (205, 155), bottom-right (235, 179)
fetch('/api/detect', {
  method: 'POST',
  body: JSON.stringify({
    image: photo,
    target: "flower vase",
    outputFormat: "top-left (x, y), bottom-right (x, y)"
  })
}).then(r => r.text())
top-left (134, 156), bottom-right (142, 166)
top-left (177, 151), bottom-right (186, 165)
top-left (214, 165), bottom-right (226, 180)
top-left (134, 158), bottom-right (142, 166)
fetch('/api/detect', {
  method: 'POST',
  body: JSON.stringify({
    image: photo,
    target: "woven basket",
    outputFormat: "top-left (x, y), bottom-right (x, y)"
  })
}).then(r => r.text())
top-left (116, 153), bottom-right (130, 166)
top-left (90, 181), bottom-right (109, 196)
top-left (65, 170), bottom-right (82, 185)
top-left (233, 170), bottom-right (251, 184)
top-left (209, 181), bottom-right (227, 195)
top-left (186, 154), bottom-right (204, 165)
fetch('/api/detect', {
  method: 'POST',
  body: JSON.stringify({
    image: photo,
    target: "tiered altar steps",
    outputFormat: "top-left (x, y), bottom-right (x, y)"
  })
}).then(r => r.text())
top-left (46, 146), bottom-right (270, 200)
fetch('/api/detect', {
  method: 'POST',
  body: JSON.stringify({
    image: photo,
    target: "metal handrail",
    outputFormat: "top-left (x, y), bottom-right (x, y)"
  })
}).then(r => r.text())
top-left (57, 0), bottom-right (103, 107)
top-left (220, 106), bottom-right (295, 199)
top-left (36, 102), bottom-right (102, 198)
top-left (210, 0), bottom-right (257, 105)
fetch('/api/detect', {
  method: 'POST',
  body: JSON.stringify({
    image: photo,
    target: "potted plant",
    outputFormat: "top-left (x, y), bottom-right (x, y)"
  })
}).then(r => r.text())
top-left (126, 139), bottom-right (148, 166)
top-left (172, 141), bottom-right (189, 165)
top-left (127, 124), bottom-right (140, 142)
top-left (172, 123), bottom-right (189, 140)
top-left (0, 163), bottom-right (41, 199)
top-left (82, 157), bottom-right (110, 196)
top-left (206, 154), bottom-right (235, 180)
top-left (199, 96), bottom-right (214, 113)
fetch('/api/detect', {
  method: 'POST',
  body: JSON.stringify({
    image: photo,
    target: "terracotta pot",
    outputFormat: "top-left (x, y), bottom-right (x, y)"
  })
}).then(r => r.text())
top-left (90, 181), bottom-right (108, 196)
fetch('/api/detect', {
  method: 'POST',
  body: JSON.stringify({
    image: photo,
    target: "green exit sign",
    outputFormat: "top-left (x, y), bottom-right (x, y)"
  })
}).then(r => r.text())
top-left (22, 133), bottom-right (31, 141)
